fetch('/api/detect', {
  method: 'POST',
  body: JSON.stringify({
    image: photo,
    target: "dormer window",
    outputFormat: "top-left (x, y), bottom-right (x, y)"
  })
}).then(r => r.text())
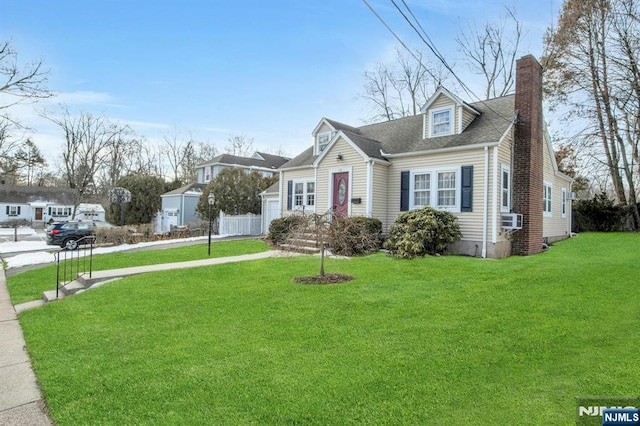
top-left (430, 107), bottom-right (454, 137)
top-left (317, 131), bottom-right (331, 152)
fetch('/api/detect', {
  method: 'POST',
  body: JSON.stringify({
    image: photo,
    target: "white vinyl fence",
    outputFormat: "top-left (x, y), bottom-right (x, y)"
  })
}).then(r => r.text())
top-left (218, 211), bottom-right (262, 236)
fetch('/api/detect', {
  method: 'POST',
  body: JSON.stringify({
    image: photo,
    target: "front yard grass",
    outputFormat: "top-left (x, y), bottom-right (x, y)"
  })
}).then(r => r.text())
top-left (16, 233), bottom-right (640, 425)
top-left (6, 239), bottom-right (268, 305)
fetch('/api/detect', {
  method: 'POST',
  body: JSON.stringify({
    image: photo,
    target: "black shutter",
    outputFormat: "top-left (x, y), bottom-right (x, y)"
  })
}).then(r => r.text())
top-left (5, 206), bottom-right (8, 215)
top-left (17, 206), bottom-right (21, 215)
top-left (286, 180), bottom-right (293, 211)
top-left (400, 171), bottom-right (410, 211)
top-left (461, 166), bottom-right (473, 212)
top-left (48, 207), bottom-right (51, 215)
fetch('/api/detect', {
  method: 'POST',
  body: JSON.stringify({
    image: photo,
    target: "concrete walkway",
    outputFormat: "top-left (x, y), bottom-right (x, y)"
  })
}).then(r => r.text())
top-left (0, 270), bottom-right (52, 425)
top-left (1, 249), bottom-right (294, 425)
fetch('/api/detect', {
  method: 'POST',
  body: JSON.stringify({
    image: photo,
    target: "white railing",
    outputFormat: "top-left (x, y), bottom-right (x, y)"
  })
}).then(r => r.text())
top-left (218, 211), bottom-right (262, 236)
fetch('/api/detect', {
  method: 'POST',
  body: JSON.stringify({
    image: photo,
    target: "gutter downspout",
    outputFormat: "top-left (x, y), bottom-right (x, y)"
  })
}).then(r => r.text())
top-left (482, 146), bottom-right (489, 258)
top-left (366, 160), bottom-right (373, 217)
top-left (491, 147), bottom-right (499, 244)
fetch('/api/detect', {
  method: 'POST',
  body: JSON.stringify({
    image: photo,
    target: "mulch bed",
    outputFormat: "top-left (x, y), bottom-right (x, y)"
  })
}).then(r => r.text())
top-left (292, 273), bottom-right (355, 285)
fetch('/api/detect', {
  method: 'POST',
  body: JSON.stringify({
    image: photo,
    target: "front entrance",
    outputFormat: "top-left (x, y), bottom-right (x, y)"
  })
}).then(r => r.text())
top-left (332, 172), bottom-right (349, 218)
top-left (35, 208), bottom-right (43, 221)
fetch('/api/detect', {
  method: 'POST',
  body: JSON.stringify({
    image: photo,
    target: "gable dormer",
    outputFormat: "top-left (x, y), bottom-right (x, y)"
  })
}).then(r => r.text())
top-left (311, 118), bottom-right (337, 155)
top-left (421, 87), bottom-right (480, 139)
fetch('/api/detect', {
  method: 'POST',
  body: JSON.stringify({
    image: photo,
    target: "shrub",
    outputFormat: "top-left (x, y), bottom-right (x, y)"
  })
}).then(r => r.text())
top-left (328, 217), bottom-right (382, 256)
top-left (266, 215), bottom-right (306, 246)
top-left (383, 207), bottom-right (462, 258)
top-left (573, 192), bottom-right (626, 232)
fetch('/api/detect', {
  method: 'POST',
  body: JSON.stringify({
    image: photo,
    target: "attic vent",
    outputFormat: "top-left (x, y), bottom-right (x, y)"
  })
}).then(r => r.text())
top-left (501, 213), bottom-right (523, 230)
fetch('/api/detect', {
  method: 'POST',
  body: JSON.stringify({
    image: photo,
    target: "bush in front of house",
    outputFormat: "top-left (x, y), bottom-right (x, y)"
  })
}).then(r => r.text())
top-left (328, 217), bottom-right (382, 256)
top-left (383, 207), bottom-right (462, 258)
top-left (266, 214), bottom-right (307, 246)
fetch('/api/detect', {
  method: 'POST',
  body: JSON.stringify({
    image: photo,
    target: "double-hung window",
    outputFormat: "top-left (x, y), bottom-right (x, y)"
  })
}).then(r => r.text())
top-left (543, 183), bottom-right (552, 216)
top-left (292, 180), bottom-right (315, 210)
top-left (437, 171), bottom-right (456, 207)
top-left (413, 173), bottom-right (431, 207)
top-left (501, 165), bottom-right (511, 212)
top-left (561, 188), bottom-right (567, 218)
top-left (411, 168), bottom-right (459, 211)
top-left (7, 206), bottom-right (20, 216)
top-left (430, 107), bottom-right (453, 137)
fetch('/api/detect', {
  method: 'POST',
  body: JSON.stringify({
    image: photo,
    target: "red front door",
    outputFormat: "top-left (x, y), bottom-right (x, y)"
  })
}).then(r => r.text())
top-left (332, 172), bottom-right (349, 218)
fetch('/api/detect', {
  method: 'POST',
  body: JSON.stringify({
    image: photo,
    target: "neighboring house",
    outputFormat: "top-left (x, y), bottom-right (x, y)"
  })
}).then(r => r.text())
top-left (195, 151), bottom-right (289, 184)
top-left (0, 185), bottom-right (106, 226)
top-left (159, 183), bottom-right (206, 229)
top-left (159, 151), bottom-right (289, 232)
top-left (277, 55), bottom-right (573, 258)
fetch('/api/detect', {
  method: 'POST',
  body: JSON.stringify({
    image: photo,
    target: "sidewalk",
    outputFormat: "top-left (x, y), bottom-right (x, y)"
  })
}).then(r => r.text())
top-left (0, 270), bottom-right (52, 425)
top-left (0, 249), bottom-right (293, 424)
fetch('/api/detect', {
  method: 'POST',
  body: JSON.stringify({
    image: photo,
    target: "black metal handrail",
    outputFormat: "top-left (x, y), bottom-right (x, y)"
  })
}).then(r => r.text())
top-left (54, 235), bottom-right (96, 299)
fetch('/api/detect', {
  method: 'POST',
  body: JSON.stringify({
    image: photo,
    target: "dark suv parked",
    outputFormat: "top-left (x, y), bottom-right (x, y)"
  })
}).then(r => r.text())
top-left (46, 220), bottom-right (115, 250)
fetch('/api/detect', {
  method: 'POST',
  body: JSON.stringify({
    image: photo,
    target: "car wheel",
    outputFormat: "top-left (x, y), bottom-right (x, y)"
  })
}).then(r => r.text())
top-left (63, 238), bottom-right (79, 250)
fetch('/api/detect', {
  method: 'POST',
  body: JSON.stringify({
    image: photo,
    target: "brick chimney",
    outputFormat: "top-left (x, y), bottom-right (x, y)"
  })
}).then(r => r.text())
top-left (512, 54), bottom-right (544, 255)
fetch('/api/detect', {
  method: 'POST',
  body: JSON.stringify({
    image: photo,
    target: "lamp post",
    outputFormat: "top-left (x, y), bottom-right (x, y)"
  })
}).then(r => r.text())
top-left (207, 192), bottom-right (215, 256)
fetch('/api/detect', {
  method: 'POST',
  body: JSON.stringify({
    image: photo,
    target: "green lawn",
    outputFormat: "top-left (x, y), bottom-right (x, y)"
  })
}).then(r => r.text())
top-left (6, 239), bottom-right (268, 305)
top-left (16, 233), bottom-right (640, 425)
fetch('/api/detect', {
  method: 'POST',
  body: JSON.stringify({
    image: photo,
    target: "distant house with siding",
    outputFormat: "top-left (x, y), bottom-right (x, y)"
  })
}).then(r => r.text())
top-left (0, 185), bottom-right (106, 226)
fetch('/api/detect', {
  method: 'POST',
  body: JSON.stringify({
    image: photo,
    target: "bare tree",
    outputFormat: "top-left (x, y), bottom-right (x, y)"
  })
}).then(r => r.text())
top-left (162, 127), bottom-right (186, 183)
top-left (1, 41), bottom-right (51, 124)
top-left (456, 6), bottom-right (522, 100)
top-left (543, 0), bottom-right (640, 228)
top-left (360, 48), bottom-right (447, 122)
top-left (46, 108), bottom-right (128, 217)
top-left (225, 133), bottom-right (254, 157)
top-left (96, 125), bottom-right (135, 188)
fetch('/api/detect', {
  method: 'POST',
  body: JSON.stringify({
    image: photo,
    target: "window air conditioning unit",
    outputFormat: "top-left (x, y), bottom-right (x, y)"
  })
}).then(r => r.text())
top-left (501, 213), bottom-right (523, 230)
top-left (567, 192), bottom-right (577, 200)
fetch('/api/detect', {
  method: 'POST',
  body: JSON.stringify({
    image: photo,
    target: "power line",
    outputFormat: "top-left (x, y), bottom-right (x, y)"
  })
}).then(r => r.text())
top-left (362, 0), bottom-right (516, 126)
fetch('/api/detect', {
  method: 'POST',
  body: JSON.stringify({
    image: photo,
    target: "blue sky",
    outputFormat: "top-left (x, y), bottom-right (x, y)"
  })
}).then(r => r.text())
top-left (1, 0), bottom-right (560, 161)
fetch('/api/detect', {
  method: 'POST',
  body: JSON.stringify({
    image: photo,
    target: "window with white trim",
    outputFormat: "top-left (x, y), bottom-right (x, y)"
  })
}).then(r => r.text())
top-left (413, 173), bottom-right (431, 207)
top-left (411, 168), bottom-right (459, 211)
top-left (293, 180), bottom-right (315, 209)
top-left (49, 207), bottom-right (71, 217)
top-left (317, 132), bottom-right (331, 152)
top-left (7, 205), bottom-right (20, 216)
top-left (501, 165), bottom-right (511, 212)
top-left (430, 107), bottom-right (454, 137)
top-left (437, 171), bottom-right (456, 207)
top-left (543, 183), bottom-right (552, 216)
top-left (306, 182), bottom-right (315, 206)
top-left (562, 187), bottom-right (567, 218)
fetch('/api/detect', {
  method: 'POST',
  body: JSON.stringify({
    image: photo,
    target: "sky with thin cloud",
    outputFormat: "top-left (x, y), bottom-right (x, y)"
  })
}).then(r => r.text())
top-left (1, 0), bottom-right (560, 163)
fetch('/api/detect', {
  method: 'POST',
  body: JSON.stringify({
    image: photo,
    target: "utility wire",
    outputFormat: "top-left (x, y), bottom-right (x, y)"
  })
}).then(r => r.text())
top-left (364, 0), bottom-right (517, 127)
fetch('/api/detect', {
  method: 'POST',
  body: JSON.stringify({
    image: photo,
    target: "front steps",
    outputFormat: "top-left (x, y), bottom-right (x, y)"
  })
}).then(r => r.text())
top-left (42, 276), bottom-right (92, 302)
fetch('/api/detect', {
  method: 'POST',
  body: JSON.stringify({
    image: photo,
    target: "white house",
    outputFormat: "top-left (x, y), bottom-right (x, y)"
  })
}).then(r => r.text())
top-left (276, 55), bottom-right (573, 258)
